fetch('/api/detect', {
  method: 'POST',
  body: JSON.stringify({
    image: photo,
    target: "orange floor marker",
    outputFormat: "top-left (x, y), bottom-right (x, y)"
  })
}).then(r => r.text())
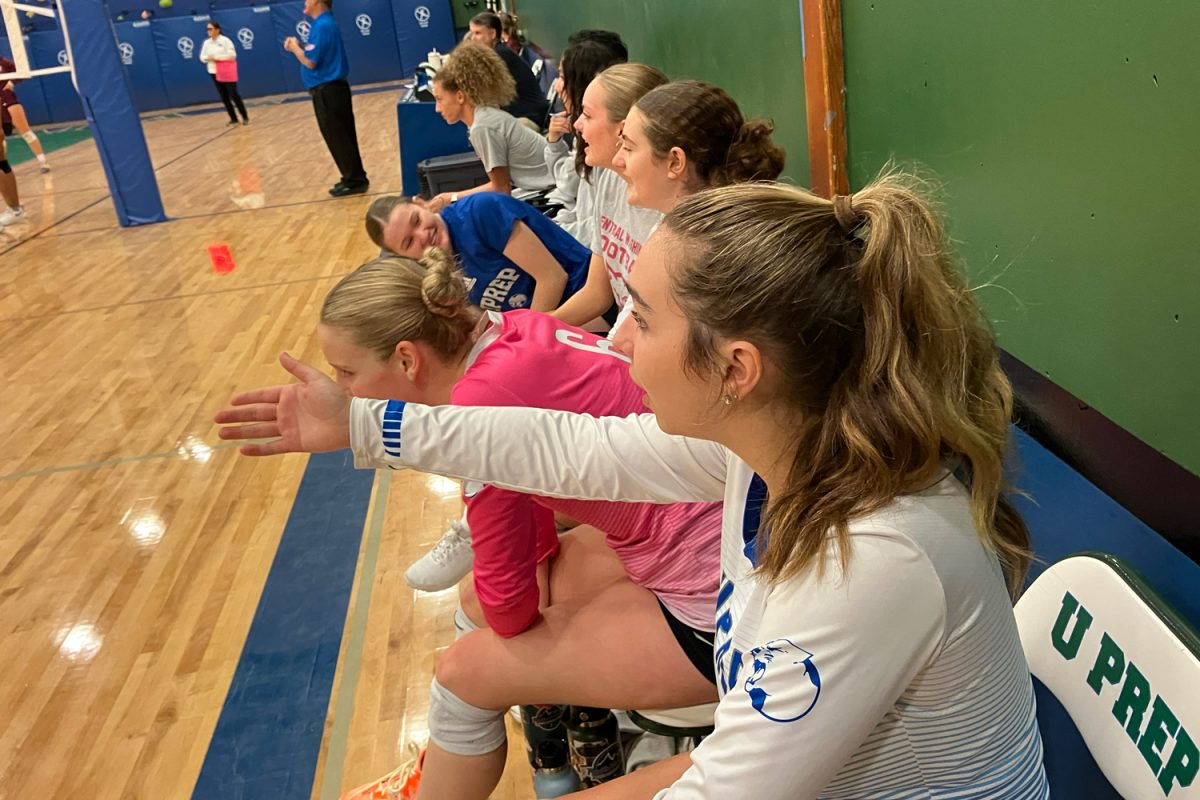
top-left (207, 242), bottom-right (236, 274)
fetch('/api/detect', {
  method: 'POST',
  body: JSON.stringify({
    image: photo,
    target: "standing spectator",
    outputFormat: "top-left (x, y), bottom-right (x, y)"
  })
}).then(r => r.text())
top-left (199, 22), bottom-right (249, 126)
top-left (467, 11), bottom-right (547, 127)
top-left (284, 0), bottom-right (369, 197)
top-left (1, 56), bottom-right (50, 172)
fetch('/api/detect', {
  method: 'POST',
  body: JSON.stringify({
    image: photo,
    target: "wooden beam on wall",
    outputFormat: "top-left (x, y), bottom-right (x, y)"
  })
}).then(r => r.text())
top-left (801, 0), bottom-right (849, 197)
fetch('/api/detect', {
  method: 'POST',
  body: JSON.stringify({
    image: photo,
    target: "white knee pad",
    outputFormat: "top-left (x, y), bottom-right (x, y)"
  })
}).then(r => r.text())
top-left (21, 130), bottom-right (39, 145)
top-left (453, 601), bottom-right (480, 640)
top-left (427, 677), bottom-right (507, 756)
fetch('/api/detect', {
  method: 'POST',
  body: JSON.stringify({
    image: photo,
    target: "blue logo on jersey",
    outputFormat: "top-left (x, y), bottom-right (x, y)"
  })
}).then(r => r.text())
top-left (744, 639), bottom-right (821, 723)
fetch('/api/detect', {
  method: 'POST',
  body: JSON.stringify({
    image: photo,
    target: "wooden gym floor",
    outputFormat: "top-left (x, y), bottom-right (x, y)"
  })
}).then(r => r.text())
top-left (0, 86), bottom-right (532, 799)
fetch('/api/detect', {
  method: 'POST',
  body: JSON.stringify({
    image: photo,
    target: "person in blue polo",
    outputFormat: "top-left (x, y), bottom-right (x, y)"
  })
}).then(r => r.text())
top-left (284, 0), bottom-right (369, 197)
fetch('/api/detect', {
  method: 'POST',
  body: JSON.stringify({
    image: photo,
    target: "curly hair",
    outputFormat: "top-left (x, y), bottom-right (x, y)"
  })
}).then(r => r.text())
top-left (434, 41), bottom-right (515, 109)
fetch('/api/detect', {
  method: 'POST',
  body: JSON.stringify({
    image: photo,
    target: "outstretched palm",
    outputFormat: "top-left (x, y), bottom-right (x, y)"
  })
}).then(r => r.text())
top-left (214, 353), bottom-right (352, 456)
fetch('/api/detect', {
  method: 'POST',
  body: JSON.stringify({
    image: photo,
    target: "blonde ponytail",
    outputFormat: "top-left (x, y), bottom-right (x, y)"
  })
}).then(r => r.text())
top-left (321, 253), bottom-right (478, 362)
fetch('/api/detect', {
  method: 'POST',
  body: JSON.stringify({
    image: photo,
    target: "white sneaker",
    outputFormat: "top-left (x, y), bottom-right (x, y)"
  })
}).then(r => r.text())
top-left (0, 206), bottom-right (26, 225)
top-left (404, 519), bottom-right (473, 591)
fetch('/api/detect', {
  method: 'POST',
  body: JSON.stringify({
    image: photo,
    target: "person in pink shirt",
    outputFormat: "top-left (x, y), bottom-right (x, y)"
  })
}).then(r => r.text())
top-left (291, 250), bottom-right (722, 797)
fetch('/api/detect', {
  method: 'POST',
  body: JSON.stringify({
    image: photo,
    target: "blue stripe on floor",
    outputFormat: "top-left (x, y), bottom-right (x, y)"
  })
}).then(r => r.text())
top-left (193, 449), bottom-right (376, 800)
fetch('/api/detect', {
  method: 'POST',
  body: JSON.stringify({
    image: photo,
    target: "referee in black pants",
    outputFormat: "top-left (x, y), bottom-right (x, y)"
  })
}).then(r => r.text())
top-left (284, 0), bottom-right (368, 196)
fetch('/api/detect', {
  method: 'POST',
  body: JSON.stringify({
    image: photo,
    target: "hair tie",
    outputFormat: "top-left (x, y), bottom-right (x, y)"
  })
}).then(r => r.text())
top-left (832, 193), bottom-right (860, 234)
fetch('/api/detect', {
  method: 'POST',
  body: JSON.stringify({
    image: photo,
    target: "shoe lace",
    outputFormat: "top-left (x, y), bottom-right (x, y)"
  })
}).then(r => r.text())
top-left (367, 742), bottom-right (423, 799)
top-left (428, 521), bottom-right (470, 565)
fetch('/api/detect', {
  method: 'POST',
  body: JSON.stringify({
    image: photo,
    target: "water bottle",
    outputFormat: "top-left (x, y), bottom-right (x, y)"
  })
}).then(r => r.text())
top-left (565, 706), bottom-right (625, 787)
top-left (520, 704), bottom-right (569, 768)
top-left (532, 739), bottom-right (580, 798)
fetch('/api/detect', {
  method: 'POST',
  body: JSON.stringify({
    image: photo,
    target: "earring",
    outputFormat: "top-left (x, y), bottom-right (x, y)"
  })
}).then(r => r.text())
top-left (723, 393), bottom-right (737, 406)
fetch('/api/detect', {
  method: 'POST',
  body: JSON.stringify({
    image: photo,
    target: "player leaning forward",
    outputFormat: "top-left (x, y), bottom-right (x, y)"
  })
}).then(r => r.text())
top-left (218, 172), bottom-right (1050, 799)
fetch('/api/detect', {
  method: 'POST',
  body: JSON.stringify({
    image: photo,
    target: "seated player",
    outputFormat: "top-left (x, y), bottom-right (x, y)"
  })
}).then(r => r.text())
top-left (222, 251), bottom-right (723, 798)
top-left (423, 42), bottom-right (554, 213)
top-left (219, 173), bottom-right (1051, 799)
top-left (366, 192), bottom-right (590, 315)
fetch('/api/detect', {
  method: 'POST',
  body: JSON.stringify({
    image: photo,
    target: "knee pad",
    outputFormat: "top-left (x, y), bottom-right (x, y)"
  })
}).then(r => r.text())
top-left (427, 677), bottom-right (507, 756)
top-left (453, 601), bottom-right (480, 641)
top-left (21, 130), bottom-right (39, 145)
top-left (0, 160), bottom-right (10, 174)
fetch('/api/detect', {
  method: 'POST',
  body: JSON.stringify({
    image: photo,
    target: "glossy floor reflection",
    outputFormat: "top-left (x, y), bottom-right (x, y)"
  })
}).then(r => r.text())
top-left (0, 87), bottom-right (534, 799)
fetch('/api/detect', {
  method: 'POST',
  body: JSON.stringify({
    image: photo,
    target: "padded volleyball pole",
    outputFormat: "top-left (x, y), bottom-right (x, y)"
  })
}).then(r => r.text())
top-left (60, 0), bottom-right (167, 226)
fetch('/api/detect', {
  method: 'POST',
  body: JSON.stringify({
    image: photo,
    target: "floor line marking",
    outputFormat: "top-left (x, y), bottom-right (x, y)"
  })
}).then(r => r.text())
top-left (0, 440), bottom-right (248, 481)
top-left (318, 468), bottom-right (392, 800)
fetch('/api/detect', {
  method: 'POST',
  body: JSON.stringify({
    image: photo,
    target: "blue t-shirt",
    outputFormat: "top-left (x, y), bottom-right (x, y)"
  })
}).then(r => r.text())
top-left (300, 12), bottom-right (349, 88)
top-left (441, 193), bottom-right (591, 312)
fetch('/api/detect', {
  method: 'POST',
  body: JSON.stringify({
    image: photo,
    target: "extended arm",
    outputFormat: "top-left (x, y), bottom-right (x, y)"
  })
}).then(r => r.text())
top-left (503, 220), bottom-right (568, 311)
top-left (550, 253), bottom-right (613, 326)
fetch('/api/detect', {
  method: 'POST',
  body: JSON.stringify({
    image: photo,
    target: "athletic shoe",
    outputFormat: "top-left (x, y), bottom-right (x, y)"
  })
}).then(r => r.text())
top-left (404, 519), bottom-right (472, 591)
top-left (0, 206), bottom-right (26, 225)
top-left (227, 119), bottom-right (239, 126)
top-left (340, 743), bottom-right (424, 800)
top-left (40, 164), bottom-right (51, 173)
top-left (241, 119), bottom-right (250, 125)
top-left (330, 181), bottom-right (369, 197)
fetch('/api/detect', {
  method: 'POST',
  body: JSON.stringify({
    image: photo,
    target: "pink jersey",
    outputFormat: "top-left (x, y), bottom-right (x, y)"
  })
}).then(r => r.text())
top-left (451, 310), bottom-right (723, 638)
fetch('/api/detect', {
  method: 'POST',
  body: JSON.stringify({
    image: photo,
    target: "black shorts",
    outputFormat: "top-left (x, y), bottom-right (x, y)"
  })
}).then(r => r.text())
top-left (2, 121), bottom-right (12, 138)
top-left (658, 599), bottom-right (717, 685)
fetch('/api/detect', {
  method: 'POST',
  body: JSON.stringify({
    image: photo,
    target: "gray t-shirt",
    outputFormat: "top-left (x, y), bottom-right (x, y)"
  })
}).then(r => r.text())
top-left (589, 167), bottom-right (663, 310)
top-left (469, 106), bottom-right (554, 191)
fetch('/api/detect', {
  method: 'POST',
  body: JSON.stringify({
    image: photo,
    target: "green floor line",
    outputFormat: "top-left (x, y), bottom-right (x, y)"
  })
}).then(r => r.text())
top-left (4, 126), bottom-right (93, 166)
top-left (318, 468), bottom-right (392, 800)
top-left (0, 439), bottom-right (245, 481)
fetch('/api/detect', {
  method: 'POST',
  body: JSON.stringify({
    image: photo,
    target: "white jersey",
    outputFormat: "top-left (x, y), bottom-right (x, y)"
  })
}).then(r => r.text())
top-left (349, 404), bottom-right (1049, 800)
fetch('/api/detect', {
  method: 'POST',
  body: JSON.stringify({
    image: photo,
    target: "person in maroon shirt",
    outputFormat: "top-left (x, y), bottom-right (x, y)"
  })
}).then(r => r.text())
top-left (1, 56), bottom-right (50, 173)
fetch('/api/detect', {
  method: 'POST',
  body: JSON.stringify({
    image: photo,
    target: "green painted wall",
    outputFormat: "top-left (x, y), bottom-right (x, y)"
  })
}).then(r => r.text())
top-left (842, 2), bottom-right (1199, 475)
top-left (516, 1), bottom-right (1198, 476)
top-left (515, 0), bottom-right (810, 185)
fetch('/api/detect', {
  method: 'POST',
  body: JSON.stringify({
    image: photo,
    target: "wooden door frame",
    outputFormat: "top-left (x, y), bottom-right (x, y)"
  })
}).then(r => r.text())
top-left (801, 0), bottom-right (849, 197)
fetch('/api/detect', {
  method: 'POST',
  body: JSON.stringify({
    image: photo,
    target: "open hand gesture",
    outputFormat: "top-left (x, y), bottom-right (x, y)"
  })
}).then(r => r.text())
top-left (214, 352), bottom-right (352, 456)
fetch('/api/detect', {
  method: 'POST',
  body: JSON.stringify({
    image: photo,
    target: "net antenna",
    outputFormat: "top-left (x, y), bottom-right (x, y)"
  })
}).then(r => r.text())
top-left (0, 0), bottom-right (74, 83)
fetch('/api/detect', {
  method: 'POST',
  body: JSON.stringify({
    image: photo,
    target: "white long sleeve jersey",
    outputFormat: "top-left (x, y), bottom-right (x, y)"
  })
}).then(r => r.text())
top-left (350, 401), bottom-right (1050, 800)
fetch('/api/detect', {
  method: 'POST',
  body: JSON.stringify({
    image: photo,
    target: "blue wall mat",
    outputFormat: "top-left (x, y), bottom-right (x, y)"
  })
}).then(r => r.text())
top-left (152, 14), bottom-right (218, 108)
top-left (391, 0), bottom-right (454, 75)
top-left (114, 20), bottom-right (169, 112)
top-left (62, 0), bottom-right (166, 226)
top-left (209, 6), bottom-right (287, 99)
top-left (26, 29), bottom-right (84, 122)
top-left (0, 36), bottom-right (53, 125)
top-left (269, 2), bottom-right (309, 94)
top-left (1014, 427), bottom-right (1200, 628)
top-left (395, 99), bottom-right (470, 195)
top-left (331, 0), bottom-right (402, 85)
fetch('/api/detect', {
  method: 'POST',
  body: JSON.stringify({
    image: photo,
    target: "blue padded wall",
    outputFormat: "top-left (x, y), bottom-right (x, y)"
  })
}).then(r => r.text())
top-left (0, 36), bottom-right (53, 125)
top-left (151, 14), bottom-right (216, 108)
top-left (331, 0), bottom-right (401, 85)
top-left (113, 20), bottom-right (169, 111)
top-left (269, 1), bottom-right (310, 95)
top-left (208, 6), bottom-right (287, 99)
top-left (391, 0), bottom-right (454, 75)
top-left (26, 28), bottom-right (83, 122)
